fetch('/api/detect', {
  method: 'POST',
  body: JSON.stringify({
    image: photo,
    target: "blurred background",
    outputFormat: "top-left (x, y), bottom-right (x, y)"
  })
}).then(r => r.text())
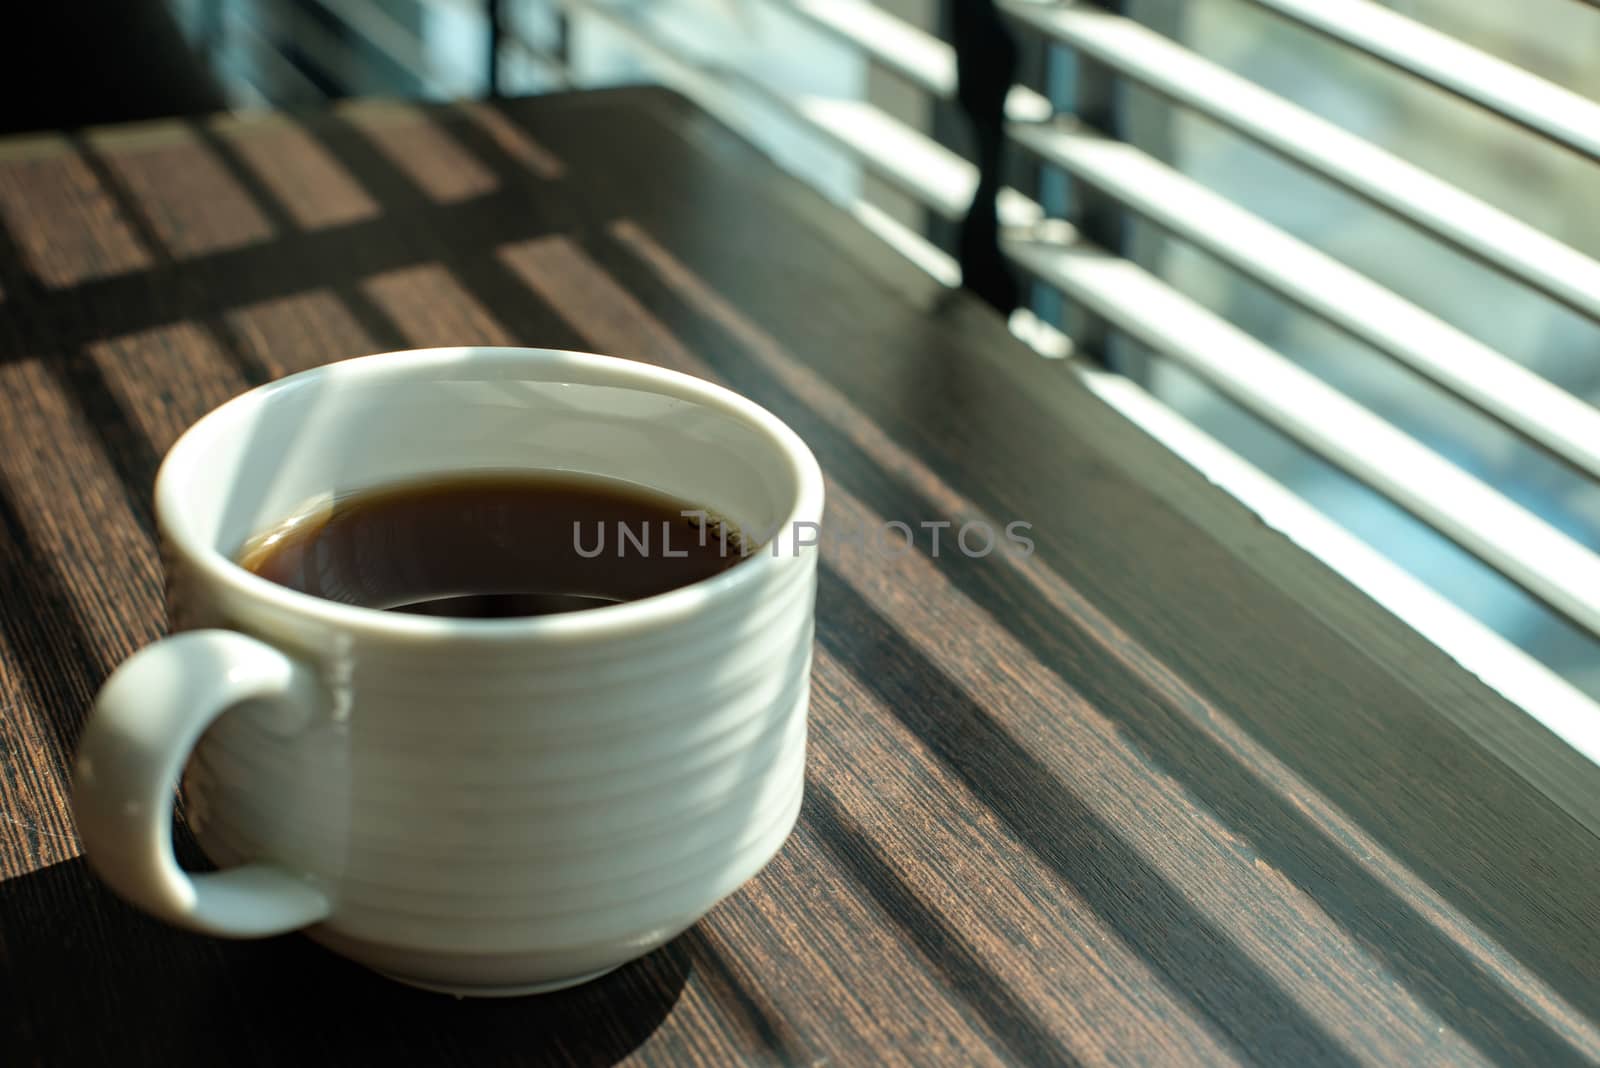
top-left (10, 0), bottom-right (1600, 718)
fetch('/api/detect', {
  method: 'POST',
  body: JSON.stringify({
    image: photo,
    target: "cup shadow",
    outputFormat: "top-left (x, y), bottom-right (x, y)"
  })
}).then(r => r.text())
top-left (0, 856), bottom-right (690, 1067)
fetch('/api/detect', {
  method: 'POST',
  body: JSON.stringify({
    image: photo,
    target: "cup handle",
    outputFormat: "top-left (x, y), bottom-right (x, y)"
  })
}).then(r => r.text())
top-left (72, 630), bottom-right (333, 938)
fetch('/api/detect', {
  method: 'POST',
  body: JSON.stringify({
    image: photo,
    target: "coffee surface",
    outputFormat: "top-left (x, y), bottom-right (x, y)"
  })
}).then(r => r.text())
top-left (238, 473), bottom-right (747, 618)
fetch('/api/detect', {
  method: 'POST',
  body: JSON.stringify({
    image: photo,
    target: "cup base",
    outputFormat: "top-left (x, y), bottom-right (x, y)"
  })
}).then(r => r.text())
top-left (378, 964), bottom-right (621, 999)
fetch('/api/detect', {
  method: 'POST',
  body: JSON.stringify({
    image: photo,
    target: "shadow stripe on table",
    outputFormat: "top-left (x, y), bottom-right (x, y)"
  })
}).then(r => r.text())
top-left (676, 926), bottom-right (816, 1065)
top-left (0, 359), bottom-right (165, 662)
top-left (802, 779), bottom-right (1089, 1068)
top-left (716, 805), bottom-right (1055, 1062)
top-left (0, 485), bottom-right (96, 874)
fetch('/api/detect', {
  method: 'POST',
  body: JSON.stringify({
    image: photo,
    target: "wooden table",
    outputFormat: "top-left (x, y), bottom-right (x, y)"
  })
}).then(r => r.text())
top-left (1, 87), bottom-right (1597, 1066)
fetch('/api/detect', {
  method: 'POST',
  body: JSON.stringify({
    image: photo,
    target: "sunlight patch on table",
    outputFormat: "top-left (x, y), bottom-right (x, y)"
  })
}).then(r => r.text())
top-left (362, 263), bottom-right (515, 348)
top-left (212, 114), bottom-right (382, 231)
top-left (225, 289), bottom-right (381, 378)
top-left (343, 101), bottom-right (499, 204)
top-left (453, 101), bottom-right (565, 181)
top-left (85, 323), bottom-right (252, 455)
top-left (89, 124), bottom-right (275, 260)
top-left (497, 234), bottom-right (690, 367)
top-left (0, 141), bottom-right (152, 288)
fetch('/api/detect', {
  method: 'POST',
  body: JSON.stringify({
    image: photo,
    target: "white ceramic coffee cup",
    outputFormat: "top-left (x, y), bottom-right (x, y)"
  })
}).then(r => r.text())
top-left (70, 346), bottom-right (823, 996)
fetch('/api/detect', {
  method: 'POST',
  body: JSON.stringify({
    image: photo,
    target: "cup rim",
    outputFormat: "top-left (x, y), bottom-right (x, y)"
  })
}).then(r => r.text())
top-left (155, 346), bottom-right (825, 645)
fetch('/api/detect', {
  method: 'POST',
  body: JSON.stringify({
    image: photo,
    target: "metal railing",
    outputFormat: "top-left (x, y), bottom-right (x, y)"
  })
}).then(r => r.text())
top-left (1235, 0), bottom-right (1600, 162)
top-left (1004, 2), bottom-right (1600, 325)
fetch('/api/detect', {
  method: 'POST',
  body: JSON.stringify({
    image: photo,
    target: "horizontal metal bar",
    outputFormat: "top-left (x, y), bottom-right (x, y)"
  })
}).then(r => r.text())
top-left (1002, 1), bottom-right (1600, 325)
top-left (787, 0), bottom-right (953, 95)
top-left (775, 0), bottom-right (1051, 119)
top-left (1072, 363), bottom-right (1600, 822)
top-left (848, 198), bottom-right (962, 286)
top-left (1239, 0), bottom-right (1600, 162)
top-left (555, 0), bottom-right (1042, 226)
top-left (244, 0), bottom-right (374, 98)
top-left (308, 0), bottom-right (453, 96)
top-left (1009, 119), bottom-right (1600, 481)
top-left (513, 4), bottom-right (976, 287)
top-left (793, 96), bottom-right (975, 218)
top-left (1005, 233), bottom-right (1600, 637)
top-left (555, 0), bottom-right (962, 215)
top-left (217, 5), bottom-right (334, 105)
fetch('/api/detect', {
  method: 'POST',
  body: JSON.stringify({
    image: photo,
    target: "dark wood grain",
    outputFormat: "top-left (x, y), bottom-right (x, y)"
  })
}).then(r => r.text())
top-left (0, 87), bottom-right (1597, 1067)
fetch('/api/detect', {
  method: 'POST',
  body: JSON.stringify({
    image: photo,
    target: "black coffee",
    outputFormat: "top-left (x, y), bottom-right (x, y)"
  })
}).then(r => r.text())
top-left (238, 473), bottom-right (748, 618)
